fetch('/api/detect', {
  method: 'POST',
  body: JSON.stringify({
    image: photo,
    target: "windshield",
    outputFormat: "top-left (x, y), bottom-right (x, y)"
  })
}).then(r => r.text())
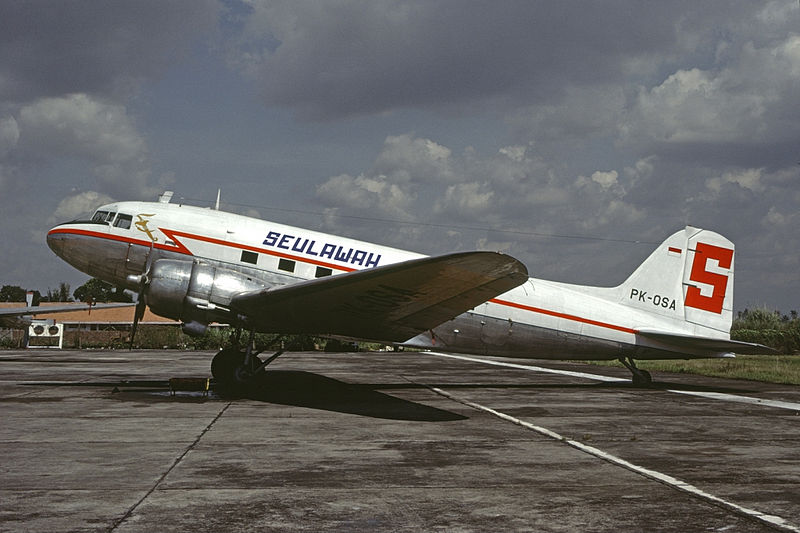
top-left (90, 210), bottom-right (116, 224)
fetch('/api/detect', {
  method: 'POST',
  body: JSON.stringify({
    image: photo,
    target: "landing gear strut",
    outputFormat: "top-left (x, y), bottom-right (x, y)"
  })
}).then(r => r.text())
top-left (211, 330), bottom-right (284, 391)
top-left (619, 357), bottom-right (652, 386)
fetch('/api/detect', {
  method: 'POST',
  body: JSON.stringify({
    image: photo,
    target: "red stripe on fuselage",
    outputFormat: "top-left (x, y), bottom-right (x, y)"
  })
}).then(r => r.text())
top-left (158, 228), bottom-right (356, 272)
top-left (48, 227), bottom-right (160, 250)
top-left (489, 297), bottom-right (638, 335)
top-left (47, 226), bottom-right (357, 273)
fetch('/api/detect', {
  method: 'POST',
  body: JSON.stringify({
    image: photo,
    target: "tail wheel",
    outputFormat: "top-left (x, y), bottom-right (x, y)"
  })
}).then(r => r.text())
top-left (631, 369), bottom-right (652, 387)
top-left (619, 356), bottom-right (654, 387)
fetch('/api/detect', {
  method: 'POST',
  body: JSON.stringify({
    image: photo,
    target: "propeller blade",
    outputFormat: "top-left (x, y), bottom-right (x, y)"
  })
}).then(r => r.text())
top-left (129, 297), bottom-right (146, 350)
top-left (129, 242), bottom-right (154, 350)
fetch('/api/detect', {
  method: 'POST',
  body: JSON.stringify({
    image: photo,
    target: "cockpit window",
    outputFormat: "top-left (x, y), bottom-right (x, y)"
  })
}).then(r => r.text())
top-left (114, 213), bottom-right (132, 229)
top-left (91, 210), bottom-right (112, 223)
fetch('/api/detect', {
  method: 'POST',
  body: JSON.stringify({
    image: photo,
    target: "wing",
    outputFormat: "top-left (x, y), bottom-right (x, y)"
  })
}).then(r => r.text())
top-left (636, 328), bottom-right (778, 355)
top-left (231, 251), bottom-right (529, 342)
top-left (0, 302), bottom-right (135, 328)
top-left (0, 302), bottom-right (134, 317)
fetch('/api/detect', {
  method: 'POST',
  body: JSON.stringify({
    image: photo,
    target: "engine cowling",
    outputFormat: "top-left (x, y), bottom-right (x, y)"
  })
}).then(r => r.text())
top-left (145, 259), bottom-right (268, 334)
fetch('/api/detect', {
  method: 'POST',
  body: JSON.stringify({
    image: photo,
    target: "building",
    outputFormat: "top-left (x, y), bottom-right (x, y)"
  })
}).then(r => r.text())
top-left (0, 302), bottom-right (181, 348)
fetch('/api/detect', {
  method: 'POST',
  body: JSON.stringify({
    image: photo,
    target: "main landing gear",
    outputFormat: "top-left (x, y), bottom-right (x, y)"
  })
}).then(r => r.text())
top-left (618, 357), bottom-right (653, 387)
top-left (211, 329), bottom-right (284, 392)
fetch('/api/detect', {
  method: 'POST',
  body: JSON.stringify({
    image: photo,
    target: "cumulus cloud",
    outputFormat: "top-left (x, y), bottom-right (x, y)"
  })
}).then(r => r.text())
top-left (5, 94), bottom-right (158, 198)
top-left (316, 133), bottom-right (653, 258)
top-left (577, 170), bottom-right (619, 191)
top-left (623, 156), bottom-right (656, 183)
top-left (316, 173), bottom-right (415, 220)
top-left (434, 182), bottom-right (495, 217)
top-left (372, 134), bottom-right (455, 183)
top-left (51, 191), bottom-right (115, 224)
top-left (498, 145), bottom-right (527, 163)
top-left (314, 133), bottom-right (459, 227)
top-left (706, 168), bottom-right (766, 194)
top-left (17, 95), bottom-right (145, 163)
top-left (622, 34), bottom-right (800, 148)
top-left (625, 68), bottom-right (763, 144)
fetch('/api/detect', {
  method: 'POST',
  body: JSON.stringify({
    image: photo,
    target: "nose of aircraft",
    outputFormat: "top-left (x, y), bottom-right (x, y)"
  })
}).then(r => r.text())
top-left (46, 227), bottom-right (66, 258)
top-left (46, 224), bottom-right (92, 274)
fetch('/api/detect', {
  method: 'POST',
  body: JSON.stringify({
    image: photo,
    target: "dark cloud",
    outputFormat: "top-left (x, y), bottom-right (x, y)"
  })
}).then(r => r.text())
top-left (234, 1), bottom-right (694, 120)
top-left (0, 0), bottom-right (218, 103)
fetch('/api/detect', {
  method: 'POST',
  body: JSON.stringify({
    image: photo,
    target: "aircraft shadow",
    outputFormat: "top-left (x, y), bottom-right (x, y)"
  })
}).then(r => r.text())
top-left (20, 374), bottom-right (467, 421)
top-left (229, 370), bottom-right (469, 422)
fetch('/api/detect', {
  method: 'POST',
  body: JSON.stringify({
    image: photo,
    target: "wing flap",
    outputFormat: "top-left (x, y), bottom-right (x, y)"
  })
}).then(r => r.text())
top-left (231, 251), bottom-right (528, 342)
top-left (636, 328), bottom-right (777, 355)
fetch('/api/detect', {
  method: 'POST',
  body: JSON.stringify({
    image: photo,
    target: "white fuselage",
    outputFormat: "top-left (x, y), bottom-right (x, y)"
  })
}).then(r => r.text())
top-left (47, 200), bottom-right (728, 361)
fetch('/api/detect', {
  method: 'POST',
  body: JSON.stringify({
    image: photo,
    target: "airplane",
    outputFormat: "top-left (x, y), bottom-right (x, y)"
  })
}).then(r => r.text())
top-left (44, 192), bottom-right (772, 388)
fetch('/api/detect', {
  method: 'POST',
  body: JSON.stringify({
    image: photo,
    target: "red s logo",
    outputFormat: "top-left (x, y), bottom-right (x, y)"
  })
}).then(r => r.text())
top-left (684, 242), bottom-right (733, 314)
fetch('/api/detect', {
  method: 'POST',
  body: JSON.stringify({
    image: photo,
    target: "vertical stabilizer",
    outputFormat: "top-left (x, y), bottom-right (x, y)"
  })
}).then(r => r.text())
top-left (616, 226), bottom-right (734, 335)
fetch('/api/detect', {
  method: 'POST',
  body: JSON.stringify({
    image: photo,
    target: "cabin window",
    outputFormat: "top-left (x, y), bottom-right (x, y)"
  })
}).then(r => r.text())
top-left (315, 266), bottom-right (332, 278)
top-left (114, 214), bottom-right (132, 229)
top-left (241, 250), bottom-right (258, 265)
top-left (278, 258), bottom-right (295, 273)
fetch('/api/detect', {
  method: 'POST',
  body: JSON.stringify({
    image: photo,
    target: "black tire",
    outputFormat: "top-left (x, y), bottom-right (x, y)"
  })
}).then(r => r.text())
top-left (632, 369), bottom-right (653, 387)
top-left (211, 348), bottom-right (245, 385)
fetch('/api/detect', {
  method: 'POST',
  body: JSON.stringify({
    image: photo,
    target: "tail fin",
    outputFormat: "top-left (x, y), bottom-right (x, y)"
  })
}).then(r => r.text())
top-left (617, 226), bottom-right (734, 335)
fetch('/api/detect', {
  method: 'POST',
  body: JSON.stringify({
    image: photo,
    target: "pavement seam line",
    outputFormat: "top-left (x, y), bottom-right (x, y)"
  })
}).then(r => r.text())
top-left (108, 400), bottom-right (233, 532)
top-left (426, 351), bottom-right (800, 411)
top-left (421, 382), bottom-right (800, 533)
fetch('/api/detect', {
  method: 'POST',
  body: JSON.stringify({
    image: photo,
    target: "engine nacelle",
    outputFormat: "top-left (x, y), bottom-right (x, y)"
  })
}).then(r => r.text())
top-left (146, 259), bottom-right (268, 332)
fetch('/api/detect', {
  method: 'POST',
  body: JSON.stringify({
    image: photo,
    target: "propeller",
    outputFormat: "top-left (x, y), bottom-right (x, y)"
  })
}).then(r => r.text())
top-left (128, 243), bottom-right (154, 350)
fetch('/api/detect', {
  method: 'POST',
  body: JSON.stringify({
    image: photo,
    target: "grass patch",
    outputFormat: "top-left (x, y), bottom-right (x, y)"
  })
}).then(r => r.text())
top-left (586, 355), bottom-right (800, 385)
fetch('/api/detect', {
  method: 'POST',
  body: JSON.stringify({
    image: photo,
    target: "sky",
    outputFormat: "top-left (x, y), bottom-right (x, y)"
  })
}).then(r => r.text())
top-left (1, 0), bottom-right (798, 312)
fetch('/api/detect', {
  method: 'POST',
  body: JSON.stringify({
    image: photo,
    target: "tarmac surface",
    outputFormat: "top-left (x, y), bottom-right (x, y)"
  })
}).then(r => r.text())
top-left (1, 349), bottom-right (799, 533)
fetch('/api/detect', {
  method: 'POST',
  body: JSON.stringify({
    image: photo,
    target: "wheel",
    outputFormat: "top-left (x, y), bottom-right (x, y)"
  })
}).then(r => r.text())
top-left (211, 348), bottom-right (245, 385)
top-left (211, 348), bottom-right (264, 393)
top-left (632, 369), bottom-right (653, 387)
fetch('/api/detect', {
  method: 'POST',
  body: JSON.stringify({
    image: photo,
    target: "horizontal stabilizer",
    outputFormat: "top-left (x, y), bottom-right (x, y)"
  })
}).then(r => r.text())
top-left (637, 328), bottom-right (777, 355)
top-left (231, 251), bottom-right (528, 342)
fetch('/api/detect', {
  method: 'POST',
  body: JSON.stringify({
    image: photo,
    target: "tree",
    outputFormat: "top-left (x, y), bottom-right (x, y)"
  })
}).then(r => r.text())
top-left (0, 285), bottom-right (27, 302)
top-left (73, 278), bottom-right (132, 303)
top-left (44, 282), bottom-right (73, 303)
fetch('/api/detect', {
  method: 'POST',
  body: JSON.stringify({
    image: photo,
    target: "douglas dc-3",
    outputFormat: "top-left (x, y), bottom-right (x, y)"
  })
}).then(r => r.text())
top-left (40, 192), bottom-right (770, 388)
